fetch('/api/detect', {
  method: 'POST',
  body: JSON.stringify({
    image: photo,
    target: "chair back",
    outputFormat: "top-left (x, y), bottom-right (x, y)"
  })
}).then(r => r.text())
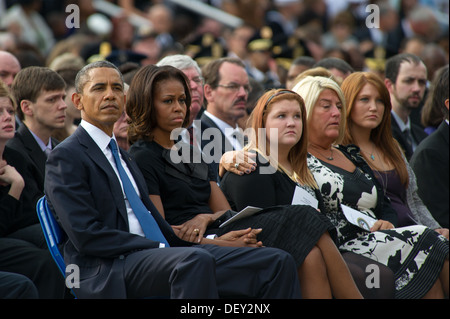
top-left (36, 196), bottom-right (66, 277)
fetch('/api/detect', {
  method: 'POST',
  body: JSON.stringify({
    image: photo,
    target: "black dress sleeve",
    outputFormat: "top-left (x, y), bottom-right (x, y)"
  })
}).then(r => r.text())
top-left (0, 191), bottom-right (21, 236)
top-left (220, 159), bottom-right (278, 211)
top-left (129, 142), bottom-right (163, 196)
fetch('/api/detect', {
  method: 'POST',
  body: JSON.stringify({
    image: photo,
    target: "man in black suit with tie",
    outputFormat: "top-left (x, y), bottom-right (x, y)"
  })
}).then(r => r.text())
top-left (44, 60), bottom-right (301, 299)
top-left (384, 53), bottom-right (428, 160)
top-left (411, 65), bottom-right (449, 229)
top-left (199, 58), bottom-right (250, 176)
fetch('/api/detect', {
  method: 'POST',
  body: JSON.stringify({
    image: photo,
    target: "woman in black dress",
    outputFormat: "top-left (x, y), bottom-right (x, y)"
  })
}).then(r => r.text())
top-left (126, 65), bottom-right (363, 298)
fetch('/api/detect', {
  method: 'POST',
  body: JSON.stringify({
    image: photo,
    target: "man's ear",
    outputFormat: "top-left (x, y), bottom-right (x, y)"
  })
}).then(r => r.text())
top-left (384, 78), bottom-right (394, 93)
top-left (72, 92), bottom-right (83, 111)
top-left (20, 100), bottom-right (33, 117)
top-left (203, 84), bottom-right (213, 102)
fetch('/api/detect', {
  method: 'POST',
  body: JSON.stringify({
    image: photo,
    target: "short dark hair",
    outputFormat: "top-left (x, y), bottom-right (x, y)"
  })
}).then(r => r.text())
top-left (56, 68), bottom-right (79, 88)
top-left (313, 57), bottom-right (354, 75)
top-left (75, 60), bottom-right (123, 94)
top-left (385, 53), bottom-right (425, 84)
top-left (201, 57), bottom-right (246, 88)
top-left (292, 56), bottom-right (316, 68)
top-left (11, 66), bottom-right (66, 120)
top-left (432, 65), bottom-right (449, 120)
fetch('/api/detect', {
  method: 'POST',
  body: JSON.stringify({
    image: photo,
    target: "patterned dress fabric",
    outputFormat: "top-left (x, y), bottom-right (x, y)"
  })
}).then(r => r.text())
top-left (307, 147), bottom-right (448, 299)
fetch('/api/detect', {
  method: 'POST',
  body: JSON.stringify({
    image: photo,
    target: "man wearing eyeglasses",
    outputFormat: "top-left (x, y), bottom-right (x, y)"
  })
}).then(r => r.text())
top-left (200, 58), bottom-right (250, 176)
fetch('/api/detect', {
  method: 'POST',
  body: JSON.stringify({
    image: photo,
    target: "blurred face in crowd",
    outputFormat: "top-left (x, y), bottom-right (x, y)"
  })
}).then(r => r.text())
top-left (249, 49), bottom-right (271, 73)
top-left (113, 110), bottom-right (129, 140)
top-left (227, 25), bottom-right (254, 60)
top-left (65, 86), bottom-right (81, 121)
top-left (182, 67), bottom-right (204, 124)
top-left (286, 64), bottom-right (310, 90)
top-left (0, 51), bottom-right (21, 87)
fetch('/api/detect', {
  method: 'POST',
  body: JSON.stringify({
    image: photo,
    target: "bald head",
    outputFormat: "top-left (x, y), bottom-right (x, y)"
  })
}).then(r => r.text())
top-left (0, 51), bottom-right (21, 87)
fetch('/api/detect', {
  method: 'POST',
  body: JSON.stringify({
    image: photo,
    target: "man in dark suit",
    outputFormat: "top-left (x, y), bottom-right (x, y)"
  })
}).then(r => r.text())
top-left (44, 60), bottom-right (301, 299)
top-left (410, 66), bottom-right (449, 229)
top-left (7, 67), bottom-right (67, 212)
top-left (199, 58), bottom-right (250, 176)
top-left (384, 53), bottom-right (428, 160)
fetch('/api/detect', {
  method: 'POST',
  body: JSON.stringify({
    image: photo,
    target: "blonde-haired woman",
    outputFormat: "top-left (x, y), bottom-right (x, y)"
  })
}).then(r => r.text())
top-left (220, 88), bottom-right (363, 298)
top-left (293, 75), bottom-right (449, 299)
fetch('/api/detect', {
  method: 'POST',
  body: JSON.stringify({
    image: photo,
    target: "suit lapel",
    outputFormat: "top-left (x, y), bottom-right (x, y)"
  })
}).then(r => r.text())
top-left (17, 124), bottom-right (47, 177)
top-left (437, 121), bottom-right (449, 145)
top-left (200, 113), bottom-right (235, 152)
top-left (75, 127), bottom-right (130, 225)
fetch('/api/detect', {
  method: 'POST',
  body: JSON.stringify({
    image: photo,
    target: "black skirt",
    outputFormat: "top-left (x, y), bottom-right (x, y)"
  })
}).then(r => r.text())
top-left (211, 205), bottom-right (336, 267)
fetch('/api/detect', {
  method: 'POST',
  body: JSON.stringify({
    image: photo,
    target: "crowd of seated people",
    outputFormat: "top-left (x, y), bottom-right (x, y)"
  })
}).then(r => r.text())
top-left (0, 0), bottom-right (448, 299)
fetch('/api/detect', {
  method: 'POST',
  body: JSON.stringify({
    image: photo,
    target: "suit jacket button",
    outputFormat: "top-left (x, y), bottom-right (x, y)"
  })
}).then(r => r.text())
top-left (119, 255), bottom-right (125, 260)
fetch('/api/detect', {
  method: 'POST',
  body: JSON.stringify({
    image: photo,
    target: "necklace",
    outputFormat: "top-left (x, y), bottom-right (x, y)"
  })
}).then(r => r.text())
top-left (310, 144), bottom-right (334, 160)
top-left (371, 150), bottom-right (388, 196)
top-left (361, 142), bottom-right (376, 161)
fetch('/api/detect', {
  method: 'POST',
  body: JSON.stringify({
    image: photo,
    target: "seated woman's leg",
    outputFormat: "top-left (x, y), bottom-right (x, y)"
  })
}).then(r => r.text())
top-left (315, 233), bottom-right (363, 299)
top-left (342, 252), bottom-right (395, 299)
top-left (297, 246), bottom-right (332, 298)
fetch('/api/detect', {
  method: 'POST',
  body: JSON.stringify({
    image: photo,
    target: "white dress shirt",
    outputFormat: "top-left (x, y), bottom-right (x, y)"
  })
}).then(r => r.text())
top-left (203, 111), bottom-right (244, 151)
top-left (391, 110), bottom-right (417, 150)
top-left (80, 120), bottom-right (145, 237)
top-left (29, 129), bottom-right (52, 154)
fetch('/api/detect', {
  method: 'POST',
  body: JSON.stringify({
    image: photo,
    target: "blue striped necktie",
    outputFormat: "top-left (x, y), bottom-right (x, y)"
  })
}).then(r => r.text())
top-left (109, 139), bottom-right (169, 246)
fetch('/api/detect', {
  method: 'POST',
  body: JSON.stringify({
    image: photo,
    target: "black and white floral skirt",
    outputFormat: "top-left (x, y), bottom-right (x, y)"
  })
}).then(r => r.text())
top-left (339, 225), bottom-right (449, 299)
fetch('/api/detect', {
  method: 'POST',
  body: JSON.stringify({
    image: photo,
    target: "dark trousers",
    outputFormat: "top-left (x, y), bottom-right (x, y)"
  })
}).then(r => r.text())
top-left (0, 228), bottom-right (66, 299)
top-left (0, 271), bottom-right (39, 299)
top-left (124, 244), bottom-right (301, 299)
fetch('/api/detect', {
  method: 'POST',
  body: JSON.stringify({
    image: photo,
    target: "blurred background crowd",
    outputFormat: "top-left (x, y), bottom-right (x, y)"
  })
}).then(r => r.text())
top-left (0, 0), bottom-right (448, 90)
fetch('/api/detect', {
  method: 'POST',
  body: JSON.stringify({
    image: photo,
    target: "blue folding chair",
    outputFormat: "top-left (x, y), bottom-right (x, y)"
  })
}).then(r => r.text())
top-left (36, 196), bottom-right (66, 277)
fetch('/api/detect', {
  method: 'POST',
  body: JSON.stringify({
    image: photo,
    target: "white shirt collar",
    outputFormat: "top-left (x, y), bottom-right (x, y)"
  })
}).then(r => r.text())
top-left (391, 110), bottom-right (411, 132)
top-left (80, 120), bottom-right (116, 153)
top-left (29, 129), bottom-right (51, 152)
top-left (203, 110), bottom-right (237, 132)
top-left (203, 110), bottom-right (243, 150)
